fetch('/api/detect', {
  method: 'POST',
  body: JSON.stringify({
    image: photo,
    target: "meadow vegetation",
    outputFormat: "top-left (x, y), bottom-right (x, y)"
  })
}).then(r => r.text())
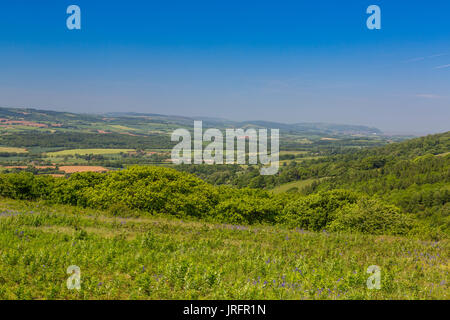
top-left (0, 198), bottom-right (448, 299)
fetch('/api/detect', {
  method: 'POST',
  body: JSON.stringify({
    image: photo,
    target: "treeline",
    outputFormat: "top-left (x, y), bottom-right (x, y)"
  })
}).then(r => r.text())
top-left (0, 131), bottom-right (174, 149)
top-left (0, 152), bottom-right (26, 157)
top-left (305, 154), bottom-right (449, 228)
top-left (176, 164), bottom-right (245, 185)
top-left (0, 166), bottom-right (437, 238)
top-left (363, 132), bottom-right (449, 158)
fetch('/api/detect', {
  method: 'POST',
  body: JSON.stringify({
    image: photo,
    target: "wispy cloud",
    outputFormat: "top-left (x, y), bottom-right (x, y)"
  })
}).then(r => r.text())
top-left (434, 64), bottom-right (450, 69)
top-left (403, 57), bottom-right (425, 63)
top-left (428, 53), bottom-right (448, 58)
top-left (403, 53), bottom-right (447, 64)
top-left (415, 93), bottom-right (445, 99)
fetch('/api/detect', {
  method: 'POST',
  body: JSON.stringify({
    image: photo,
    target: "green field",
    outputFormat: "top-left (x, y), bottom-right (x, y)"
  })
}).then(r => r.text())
top-left (46, 149), bottom-right (135, 156)
top-left (108, 125), bottom-right (137, 131)
top-left (272, 179), bottom-right (320, 194)
top-left (0, 197), bottom-right (448, 300)
top-left (279, 151), bottom-right (309, 156)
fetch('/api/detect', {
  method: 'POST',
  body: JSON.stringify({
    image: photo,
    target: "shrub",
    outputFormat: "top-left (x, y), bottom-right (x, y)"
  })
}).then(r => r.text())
top-left (51, 172), bottom-right (104, 206)
top-left (0, 172), bottom-right (53, 200)
top-left (83, 166), bottom-right (219, 218)
top-left (277, 190), bottom-right (360, 231)
top-left (213, 194), bottom-right (283, 224)
top-left (328, 198), bottom-right (414, 235)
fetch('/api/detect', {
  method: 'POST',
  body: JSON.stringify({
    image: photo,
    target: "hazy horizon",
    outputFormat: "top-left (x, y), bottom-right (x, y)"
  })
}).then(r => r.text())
top-left (2, 104), bottom-right (446, 136)
top-left (1, 1), bottom-right (449, 134)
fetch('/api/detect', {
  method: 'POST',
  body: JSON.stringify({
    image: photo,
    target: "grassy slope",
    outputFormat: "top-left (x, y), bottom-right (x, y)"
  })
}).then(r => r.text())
top-left (0, 198), bottom-right (448, 300)
top-left (272, 179), bottom-right (319, 194)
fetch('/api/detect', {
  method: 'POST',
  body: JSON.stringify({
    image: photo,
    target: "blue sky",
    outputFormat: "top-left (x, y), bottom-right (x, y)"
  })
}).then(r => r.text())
top-left (0, 0), bottom-right (449, 134)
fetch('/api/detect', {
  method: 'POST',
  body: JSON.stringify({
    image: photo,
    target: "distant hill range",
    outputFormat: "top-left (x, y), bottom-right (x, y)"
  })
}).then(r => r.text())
top-left (0, 107), bottom-right (382, 136)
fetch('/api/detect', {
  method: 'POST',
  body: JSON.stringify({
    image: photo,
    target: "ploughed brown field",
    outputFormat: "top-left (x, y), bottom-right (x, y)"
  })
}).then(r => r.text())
top-left (58, 166), bottom-right (108, 173)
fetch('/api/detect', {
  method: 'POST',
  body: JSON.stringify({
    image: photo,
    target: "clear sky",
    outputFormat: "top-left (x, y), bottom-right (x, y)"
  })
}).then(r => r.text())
top-left (0, 0), bottom-right (449, 134)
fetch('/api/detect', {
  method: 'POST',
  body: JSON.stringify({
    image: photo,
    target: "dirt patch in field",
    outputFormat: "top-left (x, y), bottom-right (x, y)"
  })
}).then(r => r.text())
top-left (0, 118), bottom-right (48, 128)
top-left (59, 166), bottom-right (109, 173)
top-left (320, 137), bottom-right (339, 141)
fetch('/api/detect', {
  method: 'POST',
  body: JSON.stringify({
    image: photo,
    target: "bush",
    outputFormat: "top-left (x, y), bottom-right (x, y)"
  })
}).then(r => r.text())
top-left (277, 190), bottom-right (360, 231)
top-left (0, 172), bottom-right (53, 200)
top-left (328, 198), bottom-right (414, 235)
top-left (213, 194), bottom-right (283, 224)
top-left (51, 172), bottom-right (104, 206)
top-left (81, 166), bottom-right (220, 218)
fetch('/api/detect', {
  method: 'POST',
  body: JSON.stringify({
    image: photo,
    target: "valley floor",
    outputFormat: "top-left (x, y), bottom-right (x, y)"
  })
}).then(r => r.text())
top-left (0, 198), bottom-right (448, 300)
